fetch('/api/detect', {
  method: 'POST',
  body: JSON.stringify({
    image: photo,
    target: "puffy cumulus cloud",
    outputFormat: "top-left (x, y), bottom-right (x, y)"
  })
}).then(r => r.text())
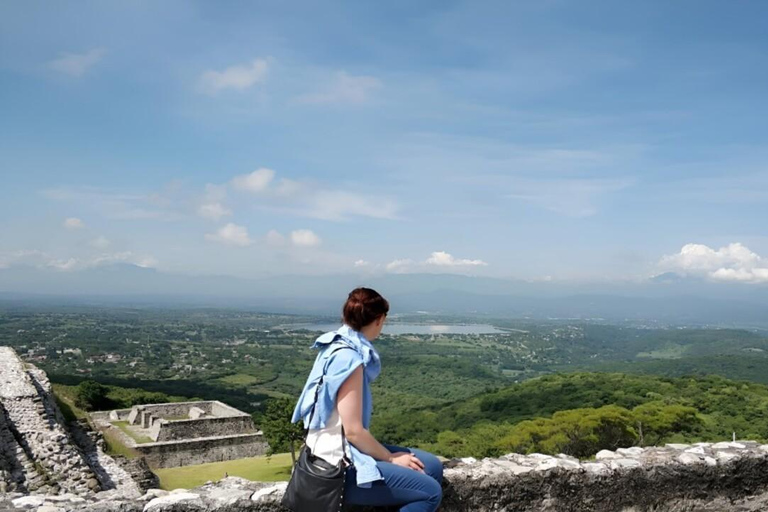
top-left (198, 58), bottom-right (269, 95)
top-left (296, 72), bottom-right (382, 105)
top-left (659, 243), bottom-right (768, 284)
top-left (205, 223), bottom-right (253, 247)
top-left (63, 217), bottom-right (84, 230)
top-left (48, 48), bottom-right (106, 77)
top-left (385, 259), bottom-right (414, 273)
top-left (426, 251), bottom-right (488, 267)
top-left (384, 252), bottom-right (489, 274)
top-left (354, 259), bottom-right (371, 268)
top-left (290, 229), bottom-right (321, 247)
top-left (231, 168), bottom-right (276, 193)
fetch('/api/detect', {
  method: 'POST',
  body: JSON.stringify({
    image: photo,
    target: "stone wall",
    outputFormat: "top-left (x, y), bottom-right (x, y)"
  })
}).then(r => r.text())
top-left (132, 433), bottom-right (269, 469)
top-left (0, 347), bottom-right (141, 500)
top-left (154, 416), bottom-right (256, 442)
top-left (4, 442), bottom-right (768, 511)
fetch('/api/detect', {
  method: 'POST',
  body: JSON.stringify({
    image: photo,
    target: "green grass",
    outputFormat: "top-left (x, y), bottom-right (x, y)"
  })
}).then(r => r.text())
top-left (636, 344), bottom-right (687, 359)
top-left (154, 452), bottom-right (294, 490)
top-left (111, 421), bottom-right (154, 444)
top-left (103, 428), bottom-right (140, 459)
top-left (218, 373), bottom-right (260, 386)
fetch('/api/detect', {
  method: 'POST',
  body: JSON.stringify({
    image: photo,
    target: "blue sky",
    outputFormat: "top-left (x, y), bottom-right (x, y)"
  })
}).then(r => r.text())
top-left (1, 0), bottom-right (767, 283)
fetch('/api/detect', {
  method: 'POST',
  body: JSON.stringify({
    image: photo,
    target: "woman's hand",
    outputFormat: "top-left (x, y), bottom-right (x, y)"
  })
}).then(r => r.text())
top-left (389, 451), bottom-right (425, 473)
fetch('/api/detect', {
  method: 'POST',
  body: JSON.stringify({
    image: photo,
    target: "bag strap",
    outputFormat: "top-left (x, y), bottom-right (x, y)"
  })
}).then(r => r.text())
top-left (304, 343), bottom-right (354, 465)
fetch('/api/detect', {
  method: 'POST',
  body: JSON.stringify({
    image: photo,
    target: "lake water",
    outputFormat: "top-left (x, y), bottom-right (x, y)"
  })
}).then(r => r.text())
top-left (287, 323), bottom-right (509, 335)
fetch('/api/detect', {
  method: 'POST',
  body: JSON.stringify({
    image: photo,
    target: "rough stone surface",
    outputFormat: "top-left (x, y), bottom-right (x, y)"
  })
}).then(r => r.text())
top-left (0, 347), bottom-right (141, 500)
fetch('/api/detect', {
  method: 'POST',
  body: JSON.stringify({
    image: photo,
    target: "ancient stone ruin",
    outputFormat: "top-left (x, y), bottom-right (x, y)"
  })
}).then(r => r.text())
top-left (3, 344), bottom-right (768, 511)
top-left (90, 401), bottom-right (269, 468)
top-left (0, 346), bottom-right (140, 500)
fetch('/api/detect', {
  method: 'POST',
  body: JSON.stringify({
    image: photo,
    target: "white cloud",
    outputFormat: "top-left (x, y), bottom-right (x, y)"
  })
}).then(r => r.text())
top-left (290, 229), bottom-right (321, 247)
top-left (48, 48), bottom-right (106, 77)
top-left (197, 184), bottom-right (232, 220)
top-left (229, 168), bottom-right (399, 221)
top-left (658, 243), bottom-right (768, 284)
top-left (47, 258), bottom-right (79, 271)
top-left (197, 202), bottom-right (232, 220)
top-left (386, 259), bottom-right (413, 273)
top-left (384, 251), bottom-right (488, 274)
top-left (296, 72), bottom-right (381, 105)
top-left (354, 259), bottom-right (371, 268)
top-left (426, 251), bottom-right (488, 267)
top-left (198, 59), bottom-right (269, 95)
top-left (231, 168), bottom-right (275, 193)
top-left (90, 251), bottom-right (158, 268)
top-left (90, 236), bottom-right (110, 249)
top-left (63, 217), bottom-right (84, 229)
top-left (304, 190), bottom-right (399, 221)
top-left (205, 223), bottom-right (253, 247)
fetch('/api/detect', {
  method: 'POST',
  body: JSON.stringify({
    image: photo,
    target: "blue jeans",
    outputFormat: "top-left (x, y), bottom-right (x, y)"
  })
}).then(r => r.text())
top-left (344, 444), bottom-right (443, 512)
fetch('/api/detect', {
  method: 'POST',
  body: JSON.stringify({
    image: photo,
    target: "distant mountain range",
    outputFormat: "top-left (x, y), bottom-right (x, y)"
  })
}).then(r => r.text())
top-left (1, 264), bottom-right (767, 327)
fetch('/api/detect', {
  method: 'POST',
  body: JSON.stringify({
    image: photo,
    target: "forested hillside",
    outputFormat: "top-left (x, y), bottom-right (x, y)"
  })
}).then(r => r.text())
top-left (371, 372), bottom-right (768, 458)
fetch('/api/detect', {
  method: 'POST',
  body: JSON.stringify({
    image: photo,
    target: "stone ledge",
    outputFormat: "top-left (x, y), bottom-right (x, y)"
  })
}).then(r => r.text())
top-left (3, 442), bottom-right (768, 511)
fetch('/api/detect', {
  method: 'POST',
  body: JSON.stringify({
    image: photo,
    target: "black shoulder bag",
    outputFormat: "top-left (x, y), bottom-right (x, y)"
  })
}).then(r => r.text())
top-left (282, 345), bottom-right (353, 512)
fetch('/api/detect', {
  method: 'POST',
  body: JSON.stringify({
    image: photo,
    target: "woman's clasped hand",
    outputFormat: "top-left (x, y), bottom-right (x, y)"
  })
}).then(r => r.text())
top-left (390, 451), bottom-right (426, 473)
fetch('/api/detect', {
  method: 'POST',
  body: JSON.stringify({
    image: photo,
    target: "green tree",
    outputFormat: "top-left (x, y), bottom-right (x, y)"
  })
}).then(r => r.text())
top-left (74, 380), bottom-right (111, 411)
top-left (259, 397), bottom-right (305, 465)
top-left (632, 401), bottom-right (701, 446)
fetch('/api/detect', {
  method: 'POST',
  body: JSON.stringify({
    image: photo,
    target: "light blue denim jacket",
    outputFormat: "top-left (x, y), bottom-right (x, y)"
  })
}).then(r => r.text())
top-left (290, 324), bottom-right (383, 487)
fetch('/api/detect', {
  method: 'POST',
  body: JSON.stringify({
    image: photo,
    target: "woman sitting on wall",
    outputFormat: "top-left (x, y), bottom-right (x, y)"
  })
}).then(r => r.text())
top-left (291, 287), bottom-right (444, 512)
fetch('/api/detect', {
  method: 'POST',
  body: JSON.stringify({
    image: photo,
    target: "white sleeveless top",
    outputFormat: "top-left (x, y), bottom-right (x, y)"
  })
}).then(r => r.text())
top-left (305, 405), bottom-right (351, 465)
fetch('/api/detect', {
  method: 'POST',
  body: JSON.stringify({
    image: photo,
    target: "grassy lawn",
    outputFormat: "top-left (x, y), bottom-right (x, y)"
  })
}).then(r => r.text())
top-left (218, 373), bottom-right (260, 386)
top-left (111, 421), bottom-right (154, 444)
top-left (154, 452), bottom-right (294, 490)
top-left (636, 344), bottom-right (686, 359)
top-left (103, 428), bottom-right (140, 459)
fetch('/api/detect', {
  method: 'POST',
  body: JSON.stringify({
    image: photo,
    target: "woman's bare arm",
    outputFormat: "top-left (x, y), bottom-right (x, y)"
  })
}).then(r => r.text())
top-left (337, 365), bottom-right (425, 472)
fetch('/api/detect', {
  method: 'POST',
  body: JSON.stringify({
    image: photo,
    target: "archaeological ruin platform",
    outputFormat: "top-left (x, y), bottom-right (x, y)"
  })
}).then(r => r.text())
top-left (91, 401), bottom-right (269, 468)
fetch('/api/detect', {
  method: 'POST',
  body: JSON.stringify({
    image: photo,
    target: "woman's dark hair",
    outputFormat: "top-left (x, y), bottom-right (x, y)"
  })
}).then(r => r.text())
top-left (342, 287), bottom-right (389, 331)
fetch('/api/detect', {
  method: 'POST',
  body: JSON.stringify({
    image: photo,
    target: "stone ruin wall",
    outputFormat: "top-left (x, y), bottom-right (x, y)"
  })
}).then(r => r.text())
top-left (0, 347), bottom-right (141, 500)
top-left (88, 399), bottom-right (270, 468)
top-left (154, 415), bottom-right (257, 442)
top-left (133, 433), bottom-right (269, 469)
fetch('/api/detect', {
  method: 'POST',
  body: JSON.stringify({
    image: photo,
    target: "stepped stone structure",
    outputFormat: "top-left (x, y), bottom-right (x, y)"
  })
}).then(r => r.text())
top-left (0, 347), bottom-right (140, 501)
top-left (3, 345), bottom-right (768, 511)
top-left (90, 401), bottom-right (269, 468)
